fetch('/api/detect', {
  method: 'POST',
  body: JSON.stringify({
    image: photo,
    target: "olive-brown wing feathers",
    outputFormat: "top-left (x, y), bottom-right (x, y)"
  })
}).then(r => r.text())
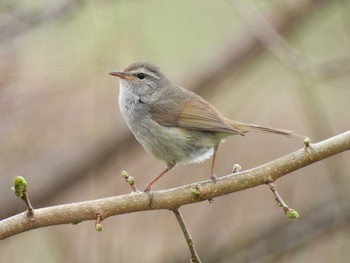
top-left (151, 97), bottom-right (244, 135)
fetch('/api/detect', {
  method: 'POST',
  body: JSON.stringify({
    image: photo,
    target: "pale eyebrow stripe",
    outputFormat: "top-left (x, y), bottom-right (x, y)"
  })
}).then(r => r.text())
top-left (130, 69), bottom-right (161, 80)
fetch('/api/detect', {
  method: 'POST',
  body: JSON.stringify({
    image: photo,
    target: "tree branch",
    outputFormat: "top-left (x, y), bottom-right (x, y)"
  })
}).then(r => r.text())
top-left (1, 130), bottom-right (349, 240)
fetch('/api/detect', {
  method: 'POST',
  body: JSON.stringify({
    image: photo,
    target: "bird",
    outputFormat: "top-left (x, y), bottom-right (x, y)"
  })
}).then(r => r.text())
top-left (109, 61), bottom-right (301, 193)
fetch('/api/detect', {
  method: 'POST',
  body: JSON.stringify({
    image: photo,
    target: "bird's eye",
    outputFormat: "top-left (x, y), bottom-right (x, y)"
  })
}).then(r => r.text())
top-left (137, 73), bottom-right (145, 80)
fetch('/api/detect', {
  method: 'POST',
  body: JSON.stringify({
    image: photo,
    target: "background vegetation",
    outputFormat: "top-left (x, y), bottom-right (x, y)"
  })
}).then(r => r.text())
top-left (1, 0), bottom-right (349, 262)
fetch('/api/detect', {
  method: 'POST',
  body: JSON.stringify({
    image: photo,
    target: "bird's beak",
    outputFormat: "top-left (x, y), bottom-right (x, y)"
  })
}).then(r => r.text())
top-left (109, 71), bottom-right (133, 80)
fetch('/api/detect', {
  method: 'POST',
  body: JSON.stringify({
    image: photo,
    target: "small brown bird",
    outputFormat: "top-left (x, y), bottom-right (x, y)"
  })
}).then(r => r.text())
top-left (110, 62), bottom-right (301, 193)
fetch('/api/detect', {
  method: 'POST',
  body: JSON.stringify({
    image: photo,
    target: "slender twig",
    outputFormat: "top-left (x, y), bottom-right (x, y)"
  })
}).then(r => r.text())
top-left (268, 183), bottom-right (289, 211)
top-left (22, 193), bottom-right (34, 218)
top-left (121, 170), bottom-right (139, 192)
top-left (12, 176), bottom-right (34, 218)
top-left (173, 209), bottom-right (202, 263)
top-left (95, 213), bottom-right (103, 231)
top-left (0, 131), bottom-right (349, 239)
top-left (267, 182), bottom-right (299, 219)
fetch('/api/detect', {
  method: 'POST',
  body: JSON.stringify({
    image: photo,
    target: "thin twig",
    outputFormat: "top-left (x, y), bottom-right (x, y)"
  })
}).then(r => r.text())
top-left (173, 209), bottom-right (201, 263)
top-left (268, 182), bottom-right (299, 219)
top-left (267, 182), bottom-right (299, 219)
top-left (22, 192), bottom-right (34, 218)
top-left (12, 176), bottom-right (34, 218)
top-left (95, 213), bottom-right (103, 231)
top-left (121, 170), bottom-right (139, 192)
top-left (268, 182), bottom-right (289, 212)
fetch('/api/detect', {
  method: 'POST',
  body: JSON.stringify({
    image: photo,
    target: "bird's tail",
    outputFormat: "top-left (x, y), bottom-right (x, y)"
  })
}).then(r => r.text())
top-left (227, 119), bottom-right (305, 139)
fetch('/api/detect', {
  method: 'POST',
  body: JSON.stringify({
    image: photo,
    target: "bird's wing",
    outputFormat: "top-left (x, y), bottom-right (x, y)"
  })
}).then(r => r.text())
top-left (150, 90), bottom-right (243, 135)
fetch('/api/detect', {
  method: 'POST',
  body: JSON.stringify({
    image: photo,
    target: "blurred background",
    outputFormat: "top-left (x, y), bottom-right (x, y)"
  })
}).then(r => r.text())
top-left (1, 0), bottom-right (350, 262)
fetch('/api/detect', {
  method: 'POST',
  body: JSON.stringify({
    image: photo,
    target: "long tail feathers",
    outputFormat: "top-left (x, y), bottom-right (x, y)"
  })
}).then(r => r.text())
top-left (228, 119), bottom-right (305, 139)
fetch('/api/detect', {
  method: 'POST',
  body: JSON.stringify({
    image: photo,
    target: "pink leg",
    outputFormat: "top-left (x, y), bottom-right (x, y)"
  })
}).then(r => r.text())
top-left (209, 144), bottom-right (219, 181)
top-left (144, 165), bottom-right (174, 192)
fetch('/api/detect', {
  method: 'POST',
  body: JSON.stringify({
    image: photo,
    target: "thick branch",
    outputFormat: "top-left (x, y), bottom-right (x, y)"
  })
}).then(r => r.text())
top-left (1, 131), bottom-right (349, 239)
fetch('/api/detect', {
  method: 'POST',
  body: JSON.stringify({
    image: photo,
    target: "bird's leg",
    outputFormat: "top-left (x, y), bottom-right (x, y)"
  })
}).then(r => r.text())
top-left (144, 164), bottom-right (174, 205)
top-left (144, 165), bottom-right (174, 192)
top-left (209, 144), bottom-right (219, 182)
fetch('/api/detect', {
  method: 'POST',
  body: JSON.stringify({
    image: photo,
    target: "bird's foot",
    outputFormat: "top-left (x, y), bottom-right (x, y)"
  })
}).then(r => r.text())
top-left (209, 174), bottom-right (217, 183)
top-left (144, 186), bottom-right (154, 207)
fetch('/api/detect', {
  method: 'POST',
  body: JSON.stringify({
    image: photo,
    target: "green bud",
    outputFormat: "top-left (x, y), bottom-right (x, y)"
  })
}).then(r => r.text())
top-left (95, 223), bottom-right (103, 231)
top-left (303, 137), bottom-right (311, 147)
top-left (127, 176), bottom-right (135, 186)
top-left (13, 176), bottom-right (27, 197)
top-left (232, 164), bottom-right (242, 173)
top-left (121, 170), bottom-right (129, 179)
top-left (286, 209), bottom-right (299, 219)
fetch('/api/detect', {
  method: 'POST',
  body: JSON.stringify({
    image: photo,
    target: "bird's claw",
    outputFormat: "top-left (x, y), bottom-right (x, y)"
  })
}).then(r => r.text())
top-left (144, 187), bottom-right (154, 207)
